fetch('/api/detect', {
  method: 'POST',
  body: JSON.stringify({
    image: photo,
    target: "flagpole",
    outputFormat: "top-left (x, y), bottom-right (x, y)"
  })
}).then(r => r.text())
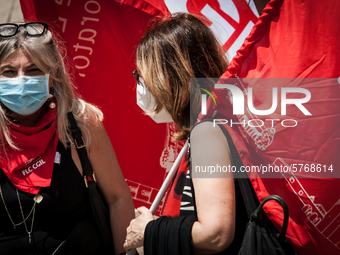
top-left (126, 140), bottom-right (189, 255)
top-left (149, 139), bottom-right (188, 214)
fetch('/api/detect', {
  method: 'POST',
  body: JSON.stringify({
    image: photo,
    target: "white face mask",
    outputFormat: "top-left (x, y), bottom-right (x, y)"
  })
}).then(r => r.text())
top-left (136, 79), bottom-right (174, 123)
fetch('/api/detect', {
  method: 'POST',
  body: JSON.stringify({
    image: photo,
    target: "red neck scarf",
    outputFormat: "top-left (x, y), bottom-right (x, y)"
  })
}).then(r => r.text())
top-left (0, 108), bottom-right (58, 194)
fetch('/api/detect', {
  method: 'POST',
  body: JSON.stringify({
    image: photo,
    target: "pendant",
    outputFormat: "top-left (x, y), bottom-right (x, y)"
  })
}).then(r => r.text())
top-left (33, 194), bottom-right (43, 204)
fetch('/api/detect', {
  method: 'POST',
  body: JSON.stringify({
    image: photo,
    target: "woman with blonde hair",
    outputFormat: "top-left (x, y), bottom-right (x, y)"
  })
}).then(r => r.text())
top-left (124, 13), bottom-right (248, 254)
top-left (0, 23), bottom-right (134, 254)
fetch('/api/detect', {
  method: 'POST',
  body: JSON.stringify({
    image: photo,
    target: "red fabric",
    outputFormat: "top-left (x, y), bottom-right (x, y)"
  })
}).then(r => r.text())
top-left (185, 0), bottom-right (258, 52)
top-left (117, 0), bottom-right (169, 17)
top-left (19, 0), bottom-right (259, 214)
top-left (18, 0), bottom-right (37, 21)
top-left (121, 0), bottom-right (258, 55)
top-left (20, 0), bottom-right (169, 210)
top-left (162, 155), bottom-right (189, 217)
top-left (208, 0), bottom-right (340, 254)
top-left (225, 0), bottom-right (340, 78)
top-left (0, 108), bottom-right (58, 194)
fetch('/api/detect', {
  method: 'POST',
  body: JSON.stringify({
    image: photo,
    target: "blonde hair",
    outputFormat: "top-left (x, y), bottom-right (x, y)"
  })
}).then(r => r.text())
top-left (0, 25), bottom-right (103, 151)
top-left (137, 13), bottom-right (228, 141)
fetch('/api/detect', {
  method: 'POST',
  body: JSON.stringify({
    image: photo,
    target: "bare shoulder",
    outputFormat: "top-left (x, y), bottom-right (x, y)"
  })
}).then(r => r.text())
top-left (81, 110), bottom-right (111, 154)
top-left (83, 109), bottom-right (105, 134)
top-left (190, 121), bottom-right (228, 146)
top-left (190, 121), bottom-right (232, 178)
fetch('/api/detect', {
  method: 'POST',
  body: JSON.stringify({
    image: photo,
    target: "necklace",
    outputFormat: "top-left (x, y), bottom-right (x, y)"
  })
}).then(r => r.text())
top-left (0, 183), bottom-right (43, 243)
top-left (0, 184), bottom-right (36, 229)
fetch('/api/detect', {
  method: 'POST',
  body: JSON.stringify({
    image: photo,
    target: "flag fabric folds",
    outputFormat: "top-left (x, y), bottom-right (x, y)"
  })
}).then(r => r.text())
top-left (20, 0), bottom-right (258, 214)
top-left (203, 0), bottom-right (340, 254)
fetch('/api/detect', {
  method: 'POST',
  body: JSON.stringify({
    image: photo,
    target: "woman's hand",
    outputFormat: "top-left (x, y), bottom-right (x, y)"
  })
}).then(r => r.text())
top-left (124, 207), bottom-right (154, 250)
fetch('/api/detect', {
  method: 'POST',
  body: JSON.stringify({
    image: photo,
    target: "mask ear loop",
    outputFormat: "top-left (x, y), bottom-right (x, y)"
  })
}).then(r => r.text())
top-left (48, 91), bottom-right (56, 109)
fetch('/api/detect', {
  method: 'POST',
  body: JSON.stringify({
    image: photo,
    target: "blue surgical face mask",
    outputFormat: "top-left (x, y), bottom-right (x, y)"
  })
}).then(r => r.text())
top-left (0, 74), bottom-right (51, 115)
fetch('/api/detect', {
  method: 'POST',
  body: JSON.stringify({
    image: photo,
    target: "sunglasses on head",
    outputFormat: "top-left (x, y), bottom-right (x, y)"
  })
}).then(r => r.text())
top-left (0, 22), bottom-right (48, 37)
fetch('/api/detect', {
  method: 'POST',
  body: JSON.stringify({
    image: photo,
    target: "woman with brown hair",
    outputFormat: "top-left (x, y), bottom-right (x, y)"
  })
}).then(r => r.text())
top-left (124, 13), bottom-right (248, 254)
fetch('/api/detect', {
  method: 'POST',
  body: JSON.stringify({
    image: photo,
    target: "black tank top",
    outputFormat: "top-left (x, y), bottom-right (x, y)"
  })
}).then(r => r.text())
top-left (0, 142), bottom-right (98, 254)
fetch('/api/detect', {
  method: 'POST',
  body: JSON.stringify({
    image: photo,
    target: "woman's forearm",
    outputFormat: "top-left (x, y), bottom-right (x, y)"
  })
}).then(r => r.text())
top-left (191, 218), bottom-right (235, 254)
top-left (109, 195), bottom-right (135, 254)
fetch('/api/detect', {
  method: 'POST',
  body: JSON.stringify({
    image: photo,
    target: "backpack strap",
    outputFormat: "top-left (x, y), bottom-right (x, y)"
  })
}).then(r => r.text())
top-left (192, 120), bottom-right (259, 218)
top-left (215, 123), bottom-right (259, 218)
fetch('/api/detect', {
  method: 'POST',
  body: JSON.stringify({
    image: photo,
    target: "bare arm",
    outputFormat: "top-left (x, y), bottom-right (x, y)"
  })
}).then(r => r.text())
top-left (190, 121), bottom-right (235, 254)
top-left (81, 118), bottom-right (135, 254)
top-left (124, 122), bottom-right (235, 254)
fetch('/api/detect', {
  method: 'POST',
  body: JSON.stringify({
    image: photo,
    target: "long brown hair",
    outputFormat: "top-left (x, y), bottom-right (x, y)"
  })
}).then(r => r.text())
top-left (136, 12), bottom-right (228, 141)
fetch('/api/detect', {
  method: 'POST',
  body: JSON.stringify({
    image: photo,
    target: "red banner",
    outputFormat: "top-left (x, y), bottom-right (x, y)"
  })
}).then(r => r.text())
top-left (20, 0), bottom-right (258, 214)
top-left (218, 0), bottom-right (340, 254)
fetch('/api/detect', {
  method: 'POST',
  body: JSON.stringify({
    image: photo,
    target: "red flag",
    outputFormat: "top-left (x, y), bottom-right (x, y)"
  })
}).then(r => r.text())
top-left (20, 0), bottom-right (170, 213)
top-left (20, 0), bottom-right (259, 214)
top-left (209, 0), bottom-right (340, 254)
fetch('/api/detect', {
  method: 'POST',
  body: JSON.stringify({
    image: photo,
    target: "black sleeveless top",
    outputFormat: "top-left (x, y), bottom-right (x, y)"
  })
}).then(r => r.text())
top-left (0, 142), bottom-right (100, 255)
